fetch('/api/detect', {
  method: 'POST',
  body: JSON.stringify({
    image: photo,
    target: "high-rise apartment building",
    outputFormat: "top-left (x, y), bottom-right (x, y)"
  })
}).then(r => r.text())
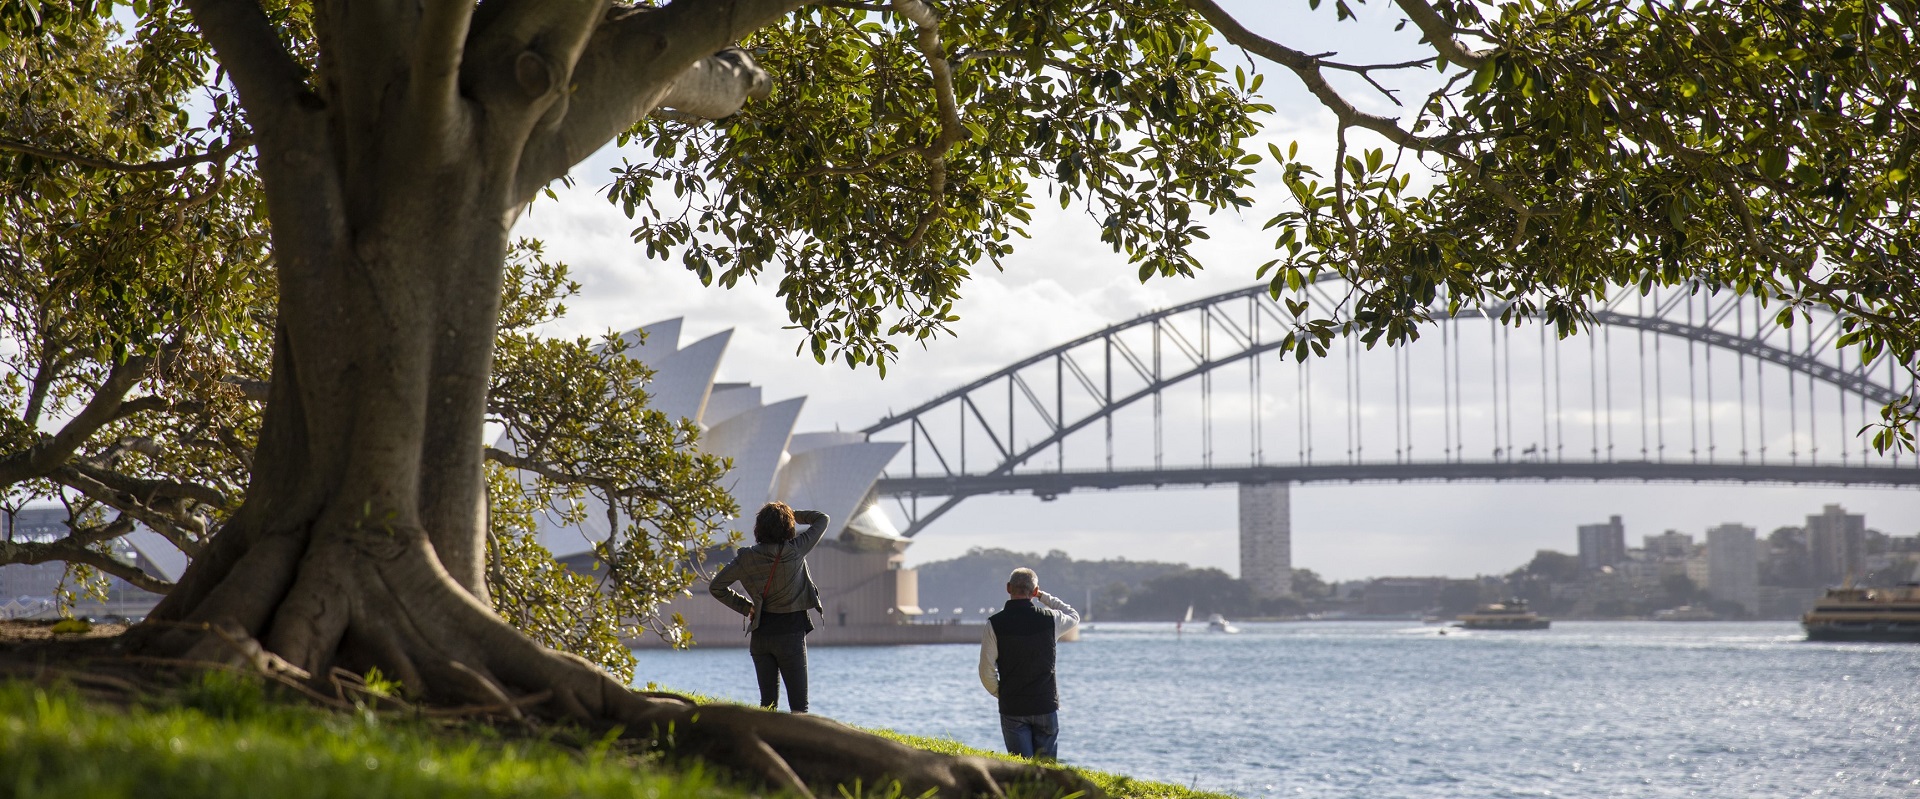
top-left (1239, 482), bottom-right (1293, 599)
top-left (1705, 523), bottom-right (1759, 614)
top-left (1577, 515), bottom-right (1627, 571)
top-left (1806, 504), bottom-right (1866, 585)
top-left (1643, 530), bottom-right (1695, 559)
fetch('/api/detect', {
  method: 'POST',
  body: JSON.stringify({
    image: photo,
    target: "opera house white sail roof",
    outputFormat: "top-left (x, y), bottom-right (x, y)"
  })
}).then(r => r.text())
top-left (517, 319), bottom-right (905, 559)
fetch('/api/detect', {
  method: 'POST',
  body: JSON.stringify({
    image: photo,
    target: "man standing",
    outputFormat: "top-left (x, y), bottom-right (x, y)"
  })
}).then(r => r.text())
top-left (978, 567), bottom-right (1080, 759)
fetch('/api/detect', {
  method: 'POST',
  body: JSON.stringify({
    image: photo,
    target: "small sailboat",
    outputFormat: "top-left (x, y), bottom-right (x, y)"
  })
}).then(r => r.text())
top-left (1177, 604), bottom-right (1193, 637)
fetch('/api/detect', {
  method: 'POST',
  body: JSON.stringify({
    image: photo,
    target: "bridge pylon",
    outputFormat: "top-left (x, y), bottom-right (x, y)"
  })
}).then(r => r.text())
top-left (1238, 482), bottom-right (1292, 599)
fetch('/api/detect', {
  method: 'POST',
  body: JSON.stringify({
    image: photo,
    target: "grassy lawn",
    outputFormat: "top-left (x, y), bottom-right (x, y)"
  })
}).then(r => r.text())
top-left (0, 672), bottom-right (1234, 799)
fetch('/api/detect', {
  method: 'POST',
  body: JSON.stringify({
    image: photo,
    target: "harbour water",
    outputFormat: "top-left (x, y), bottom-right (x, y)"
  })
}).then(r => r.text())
top-left (633, 621), bottom-right (1918, 798)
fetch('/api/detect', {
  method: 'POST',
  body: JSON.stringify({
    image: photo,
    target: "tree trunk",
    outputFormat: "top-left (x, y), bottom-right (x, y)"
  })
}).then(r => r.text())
top-left (145, 157), bottom-right (523, 684)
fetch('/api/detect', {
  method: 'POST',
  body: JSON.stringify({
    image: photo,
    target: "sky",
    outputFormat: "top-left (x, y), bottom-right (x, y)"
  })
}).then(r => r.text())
top-left (509, 1), bottom-right (1920, 582)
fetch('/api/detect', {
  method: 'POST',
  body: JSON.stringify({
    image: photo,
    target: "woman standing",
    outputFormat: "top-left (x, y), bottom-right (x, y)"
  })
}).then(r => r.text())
top-left (708, 502), bottom-right (830, 713)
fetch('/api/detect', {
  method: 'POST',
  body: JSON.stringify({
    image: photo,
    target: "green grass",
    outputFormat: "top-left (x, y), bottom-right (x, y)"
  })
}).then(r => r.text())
top-left (1, 673), bottom-right (1231, 799)
top-left (867, 730), bottom-right (1236, 799)
top-left (0, 672), bottom-right (734, 799)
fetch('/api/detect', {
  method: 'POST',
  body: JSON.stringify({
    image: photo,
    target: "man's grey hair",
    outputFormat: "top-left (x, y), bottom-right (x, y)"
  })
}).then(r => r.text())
top-left (1007, 568), bottom-right (1038, 592)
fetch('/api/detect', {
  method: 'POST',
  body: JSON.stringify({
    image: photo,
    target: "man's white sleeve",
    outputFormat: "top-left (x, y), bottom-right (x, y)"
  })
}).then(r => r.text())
top-left (978, 625), bottom-right (999, 696)
top-left (1035, 593), bottom-right (1080, 639)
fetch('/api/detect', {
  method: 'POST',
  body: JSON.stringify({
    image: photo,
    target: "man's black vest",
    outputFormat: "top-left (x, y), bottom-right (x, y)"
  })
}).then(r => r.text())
top-left (988, 599), bottom-right (1059, 716)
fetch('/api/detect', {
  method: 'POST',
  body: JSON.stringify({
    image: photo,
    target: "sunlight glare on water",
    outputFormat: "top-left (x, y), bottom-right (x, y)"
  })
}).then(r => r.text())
top-left (634, 621), bottom-right (1919, 798)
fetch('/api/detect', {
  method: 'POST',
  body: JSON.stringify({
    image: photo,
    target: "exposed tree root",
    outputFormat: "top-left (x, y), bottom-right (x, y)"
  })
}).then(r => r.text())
top-left (102, 524), bottom-right (1099, 799)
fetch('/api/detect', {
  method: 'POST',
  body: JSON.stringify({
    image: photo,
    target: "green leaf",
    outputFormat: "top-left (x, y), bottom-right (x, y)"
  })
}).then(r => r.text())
top-left (1469, 61), bottom-right (1497, 95)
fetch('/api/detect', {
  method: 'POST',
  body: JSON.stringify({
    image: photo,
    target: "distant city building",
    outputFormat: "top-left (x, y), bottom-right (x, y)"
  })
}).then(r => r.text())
top-left (1643, 530), bottom-right (1695, 560)
top-left (1683, 554), bottom-right (1711, 590)
top-left (1806, 504), bottom-right (1867, 585)
top-left (1238, 482), bottom-right (1292, 599)
top-left (1577, 515), bottom-right (1627, 571)
top-left (1705, 523), bottom-right (1759, 614)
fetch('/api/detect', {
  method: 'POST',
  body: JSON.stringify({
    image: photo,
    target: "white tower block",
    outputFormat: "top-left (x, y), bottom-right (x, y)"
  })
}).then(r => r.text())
top-left (1238, 482), bottom-right (1292, 599)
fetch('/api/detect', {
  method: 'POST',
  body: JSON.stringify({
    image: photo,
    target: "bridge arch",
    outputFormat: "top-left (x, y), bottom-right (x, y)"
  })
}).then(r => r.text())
top-left (863, 280), bottom-right (1917, 536)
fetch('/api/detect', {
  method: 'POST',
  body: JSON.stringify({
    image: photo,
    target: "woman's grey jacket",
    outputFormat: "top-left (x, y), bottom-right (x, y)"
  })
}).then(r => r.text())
top-left (708, 511), bottom-right (830, 632)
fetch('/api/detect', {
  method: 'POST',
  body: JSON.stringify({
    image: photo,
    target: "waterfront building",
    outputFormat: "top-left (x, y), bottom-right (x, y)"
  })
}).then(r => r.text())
top-left (1577, 515), bottom-right (1627, 571)
top-left (1806, 504), bottom-right (1867, 585)
top-left (1705, 523), bottom-right (1760, 614)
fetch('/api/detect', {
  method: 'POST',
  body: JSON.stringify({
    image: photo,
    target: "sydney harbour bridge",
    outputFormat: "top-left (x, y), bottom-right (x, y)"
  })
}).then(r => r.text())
top-left (859, 278), bottom-right (1920, 597)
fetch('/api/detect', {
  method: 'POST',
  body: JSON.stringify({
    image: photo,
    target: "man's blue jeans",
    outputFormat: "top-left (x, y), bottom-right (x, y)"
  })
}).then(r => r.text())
top-left (999, 711), bottom-right (1059, 759)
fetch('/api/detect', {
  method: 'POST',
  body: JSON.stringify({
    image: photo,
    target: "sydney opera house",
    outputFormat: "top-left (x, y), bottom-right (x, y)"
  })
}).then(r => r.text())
top-left (108, 317), bottom-right (967, 644)
top-left (522, 319), bottom-right (977, 647)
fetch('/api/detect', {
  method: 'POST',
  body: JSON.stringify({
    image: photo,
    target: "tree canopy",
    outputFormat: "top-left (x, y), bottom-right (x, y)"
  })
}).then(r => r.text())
top-left (1214, 0), bottom-right (1918, 440)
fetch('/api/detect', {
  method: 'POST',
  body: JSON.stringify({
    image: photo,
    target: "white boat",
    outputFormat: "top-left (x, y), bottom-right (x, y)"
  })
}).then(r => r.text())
top-left (1206, 613), bottom-right (1241, 634)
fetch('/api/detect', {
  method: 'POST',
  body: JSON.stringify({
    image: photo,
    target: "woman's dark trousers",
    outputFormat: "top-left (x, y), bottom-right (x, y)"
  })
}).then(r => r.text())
top-left (749, 631), bottom-right (808, 712)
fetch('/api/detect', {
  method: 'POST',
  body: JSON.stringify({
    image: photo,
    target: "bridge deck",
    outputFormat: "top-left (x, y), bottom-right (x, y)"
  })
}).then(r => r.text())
top-left (877, 461), bottom-right (1920, 497)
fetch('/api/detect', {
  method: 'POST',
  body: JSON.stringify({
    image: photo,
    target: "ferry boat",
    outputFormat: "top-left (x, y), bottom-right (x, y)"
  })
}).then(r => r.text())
top-left (1456, 600), bottom-right (1551, 630)
top-left (1802, 584), bottom-right (1920, 643)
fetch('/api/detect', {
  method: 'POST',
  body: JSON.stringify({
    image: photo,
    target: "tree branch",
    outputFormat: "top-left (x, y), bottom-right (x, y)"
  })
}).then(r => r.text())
top-left (411, 0), bottom-right (477, 149)
top-left (0, 356), bottom-right (151, 486)
top-left (512, 0), bottom-right (809, 203)
top-left (890, 0), bottom-right (965, 254)
top-left (1319, 56), bottom-right (1437, 106)
top-left (0, 135), bottom-right (253, 174)
top-left (483, 447), bottom-right (673, 503)
top-left (105, 395), bottom-right (171, 425)
top-left (51, 466), bottom-right (212, 557)
top-left (65, 462), bottom-right (230, 510)
top-left (180, 0), bottom-right (313, 131)
top-left (813, 0), bottom-right (890, 11)
top-left (484, 446), bottom-right (603, 488)
top-left (1182, 0), bottom-right (1539, 218)
top-left (1183, 0), bottom-right (1426, 152)
top-left (0, 533), bottom-right (175, 594)
top-left (1391, 0), bottom-right (1492, 70)
top-left (655, 48), bottom-right (773, 120)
